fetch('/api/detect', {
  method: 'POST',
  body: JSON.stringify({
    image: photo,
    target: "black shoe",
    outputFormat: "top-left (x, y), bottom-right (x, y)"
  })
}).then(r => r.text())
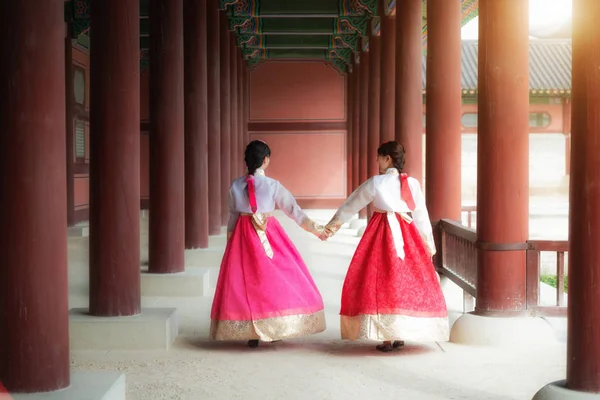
top-left (376, 343), bottom-right (394, 352)
top-left (392, 340), bottom-right (405, 348)
top-left (247, 340), bottom-right (259, 348)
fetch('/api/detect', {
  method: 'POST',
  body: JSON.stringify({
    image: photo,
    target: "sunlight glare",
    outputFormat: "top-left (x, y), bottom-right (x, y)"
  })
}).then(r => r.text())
top-left (460, 0), bottom-right (573, 39)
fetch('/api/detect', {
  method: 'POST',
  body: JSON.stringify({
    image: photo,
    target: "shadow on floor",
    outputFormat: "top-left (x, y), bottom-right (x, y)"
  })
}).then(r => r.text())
top-left (185, 336), bottom-right (439, 358)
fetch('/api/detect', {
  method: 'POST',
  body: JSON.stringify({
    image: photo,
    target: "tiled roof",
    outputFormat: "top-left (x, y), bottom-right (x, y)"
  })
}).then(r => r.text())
top-left (422, 39), bottom-right (572, 93)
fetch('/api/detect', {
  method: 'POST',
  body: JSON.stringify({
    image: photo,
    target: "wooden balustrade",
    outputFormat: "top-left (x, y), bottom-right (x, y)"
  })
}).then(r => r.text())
top-left (435, 214), bottom-right (568, 317)
top-left (525, 240), bottom-right (568, 317)
top-left (435, 219), bottom-right (477, 312)
top-left (461, 205), bottom-right (477, 229)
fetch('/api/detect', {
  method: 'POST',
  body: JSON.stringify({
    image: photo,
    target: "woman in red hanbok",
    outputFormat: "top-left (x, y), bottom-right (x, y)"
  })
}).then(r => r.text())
top-left (320, 141), bottom-right (449, 352)
top-left (210, 140), bottom-right (326, 348)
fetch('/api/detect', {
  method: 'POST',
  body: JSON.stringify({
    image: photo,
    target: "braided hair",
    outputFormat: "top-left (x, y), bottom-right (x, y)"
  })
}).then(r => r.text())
top-left (244, 140), bottom-right (271, 175)
top-left (377, 141), bottom-right (406, 172)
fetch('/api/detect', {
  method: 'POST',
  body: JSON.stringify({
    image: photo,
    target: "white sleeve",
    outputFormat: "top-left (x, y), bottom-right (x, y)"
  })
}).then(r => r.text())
top-left (325, 178), bottom-right (376, 232)
top-left (408, 178), bottom-right (436, 255)
top-left (274, 181), bottom-right (306, 225)
top-left (274, 182), bottom-right (323, 236)
top-left (226, 188), bottom-right (240, 236)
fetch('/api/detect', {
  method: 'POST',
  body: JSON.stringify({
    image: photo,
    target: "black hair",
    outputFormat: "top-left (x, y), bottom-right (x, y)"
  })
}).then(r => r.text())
top-left (377, 141), bottom-right (406, 172)
top-left (244, 140), bottom-right (271, 175)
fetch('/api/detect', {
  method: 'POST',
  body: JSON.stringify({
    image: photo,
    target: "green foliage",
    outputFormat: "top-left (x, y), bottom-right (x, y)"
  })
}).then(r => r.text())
top-left (540, 274), bottom-right (568, 293)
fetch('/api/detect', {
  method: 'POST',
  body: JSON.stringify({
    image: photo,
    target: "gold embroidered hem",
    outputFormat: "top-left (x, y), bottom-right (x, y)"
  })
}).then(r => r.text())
top-left (340, 314), bottom-right (449, 342)
top-left (210, 310), bottom-right (326, 342)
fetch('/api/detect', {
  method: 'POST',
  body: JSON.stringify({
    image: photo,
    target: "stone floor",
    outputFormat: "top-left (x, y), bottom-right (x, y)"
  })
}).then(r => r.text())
top-left (66, 210), bottom-right (567, 400)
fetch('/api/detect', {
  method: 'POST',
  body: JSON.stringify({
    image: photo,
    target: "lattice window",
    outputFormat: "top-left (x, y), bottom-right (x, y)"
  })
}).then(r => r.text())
top-left (529, 112), bottom-right (551, 128)
top-left (460, 112), bottom-right (552, 129)
top-left (74, 67), bottom-right (85, 105)
top-left (461, 112), bottom-right (478, 128)
top-left (75, 120), bottom-right (86, 159)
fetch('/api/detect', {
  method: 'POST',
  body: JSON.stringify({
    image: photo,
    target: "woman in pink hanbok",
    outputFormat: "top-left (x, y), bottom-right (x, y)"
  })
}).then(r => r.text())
top-left (210, 140), bottom-right (326, 348)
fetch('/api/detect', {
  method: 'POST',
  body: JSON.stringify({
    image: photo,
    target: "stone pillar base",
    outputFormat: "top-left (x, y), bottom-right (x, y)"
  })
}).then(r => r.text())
top-left (69, 308), bottom-right (178, 351)
top-left (450, 313), bottom-right (557, 346)
top-left (185, 248), bottom-right (224, 267)
top-left (533, 380), bottom-right (600, 400)
top-left (11, 372), bottom-right (125, 400)
top-left (349, 219), bottom-right (367, 230)
top-left (68, 223), bottom-right (89, 238)
top-left (141, 268), bottom-right (211, 297)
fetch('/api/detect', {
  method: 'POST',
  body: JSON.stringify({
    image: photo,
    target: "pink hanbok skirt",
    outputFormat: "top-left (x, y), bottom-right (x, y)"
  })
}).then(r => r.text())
top-left (210, 215), bottom-right (326, 341)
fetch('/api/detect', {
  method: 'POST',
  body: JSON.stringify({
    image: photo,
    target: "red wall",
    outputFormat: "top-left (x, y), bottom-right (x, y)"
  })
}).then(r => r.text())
top-left (249, 61), bottom-right (348, 208)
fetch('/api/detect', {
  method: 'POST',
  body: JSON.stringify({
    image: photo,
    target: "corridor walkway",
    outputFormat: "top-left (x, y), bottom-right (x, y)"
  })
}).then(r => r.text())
top-left (67, 211), bottom-right (566, 400)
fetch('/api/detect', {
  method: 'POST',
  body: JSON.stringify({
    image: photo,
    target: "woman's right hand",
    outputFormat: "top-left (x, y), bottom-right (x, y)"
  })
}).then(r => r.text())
top-left (319, 227), bottom-right (335, 241)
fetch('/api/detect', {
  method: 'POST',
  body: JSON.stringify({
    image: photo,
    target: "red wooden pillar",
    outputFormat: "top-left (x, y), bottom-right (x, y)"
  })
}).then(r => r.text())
top-left (566, 0), bottom-right (600, 391)
top-left (219, 13), bottom-right (231, 226)
top-left (184, 0), bottom-right (210, 249)
top-left (475, 0), bottom-right (529, 314)
top-left (149, 0), bottom-right (185, 273)
top-left (563, 99), bottom-right (571, 176)
top-left (0, 0), bottom-right (69, 392)
top-left (379, 0), bottom-right (396, 142)
top-left (245, 66), bottom-right (250, 149)
top-left (238, 53), bottom-right (245, 174)
top-left (346, 66), bottom-right (354, 197)
top-left (241, 56), bottom-right (246, 173)
top-left (230, 35), bottom-right (239, 182)
top-left (368, 23), bottom-right (382, 179)
top-left (89, 0), bottom-right (141, 316)
top-left (425, 0), bottom-right (462, 221)
top-left (359, 41), bottom-right (370, 218)
top-left (395, 0), bottom-right (422, 181)
top-left (352, 60), bottom-right (361, 191)
top-left (207, 0), bottom-right (222, 234)
top-left (367, 23), bottom-right (381, 219)
top-left (65, 37), bottom-right (75, 227)
top-left (240, 57), bottom-right (247, 170)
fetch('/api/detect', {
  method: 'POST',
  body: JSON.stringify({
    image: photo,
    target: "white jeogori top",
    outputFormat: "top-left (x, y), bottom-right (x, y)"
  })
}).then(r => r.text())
top-left (326, 168), bottom-right (436, 258)
top-left (227, 169), bottom-right (308, 233)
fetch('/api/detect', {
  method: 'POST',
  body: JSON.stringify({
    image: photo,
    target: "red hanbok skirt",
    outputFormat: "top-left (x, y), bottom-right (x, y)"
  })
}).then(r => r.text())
top-left (340, 212), bottom-right (449, 342)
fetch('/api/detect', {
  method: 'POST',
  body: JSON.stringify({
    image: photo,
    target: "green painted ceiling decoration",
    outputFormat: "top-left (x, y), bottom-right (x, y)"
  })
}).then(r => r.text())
top-left (224, 0), bottom-right (480, 74)
top-left (63, 0), bottom-right (481, 74)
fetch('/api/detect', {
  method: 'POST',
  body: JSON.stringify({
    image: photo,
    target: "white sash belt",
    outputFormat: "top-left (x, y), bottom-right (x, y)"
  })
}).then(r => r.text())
top-left (381, 211), bottom-right (413, 260)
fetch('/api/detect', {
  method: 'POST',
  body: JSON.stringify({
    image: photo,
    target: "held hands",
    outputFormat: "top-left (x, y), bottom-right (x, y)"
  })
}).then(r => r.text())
top-left (302, 218), bottom-right (328, 240)
top-left (318, 227), bottom-right (335, 241)
top-left (302, 216), bottom-right (338, 241)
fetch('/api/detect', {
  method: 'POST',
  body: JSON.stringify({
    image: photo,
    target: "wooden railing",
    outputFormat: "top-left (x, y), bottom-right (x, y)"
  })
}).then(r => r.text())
top-left (435, 217), bottom-right (568, 317)
top-left (461, 205), bottom-right (477, 229)
top-left (435, 219), bottom-right (477, 312)
top-left (526, 240), bottom-right (568, 317)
